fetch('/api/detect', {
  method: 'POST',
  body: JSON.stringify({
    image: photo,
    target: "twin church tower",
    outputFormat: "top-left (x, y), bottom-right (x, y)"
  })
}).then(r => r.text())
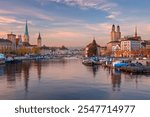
top-left (24, 20), bottom-right (42, 47)
top-left (111, 24), bottom-right (121, 41)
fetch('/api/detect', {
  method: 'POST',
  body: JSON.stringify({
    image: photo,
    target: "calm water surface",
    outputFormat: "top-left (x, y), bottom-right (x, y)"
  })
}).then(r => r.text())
top-left (0, 58), bottom-right (150, 100)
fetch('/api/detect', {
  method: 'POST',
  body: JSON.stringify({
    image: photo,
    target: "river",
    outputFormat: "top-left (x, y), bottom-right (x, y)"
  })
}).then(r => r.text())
top-left (0, 58), bottom-right (150, 100)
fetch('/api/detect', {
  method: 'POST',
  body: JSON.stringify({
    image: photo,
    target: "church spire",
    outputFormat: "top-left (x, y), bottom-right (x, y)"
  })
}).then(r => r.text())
top-left (37, 32), bottom-right (42, 47)
top-left (25, 20), bottom-right (29, 36)
top-left (38, 32), bottom-right (41, 40)
top-left (92, 37), bottom-right (96, 45)
top-left (112, 24), bottom-right (115, 31)
top-left (24, 20), bottom-right (29, 43)
top-left (135, 26), bottom-right (137, 37)
top-left (117, 25), bottom-right (120, 32)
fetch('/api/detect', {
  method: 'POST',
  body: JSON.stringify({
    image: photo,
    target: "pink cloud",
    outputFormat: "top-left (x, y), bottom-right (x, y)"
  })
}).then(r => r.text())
top-left (0, 31), bottom-right (8, 38)
top-left (0, 16), bottom-right (24, 24)
top-left (49, 31), bottom-right (84, 39)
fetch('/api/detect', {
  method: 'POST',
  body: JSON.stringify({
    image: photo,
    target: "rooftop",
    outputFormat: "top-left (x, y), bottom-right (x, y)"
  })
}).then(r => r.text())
top-left (107, 41), bottom-right (120, 44)
top-left (86, 39), bottom-right (100, 48)
top-left (0, 38), bottom-right (12, 43)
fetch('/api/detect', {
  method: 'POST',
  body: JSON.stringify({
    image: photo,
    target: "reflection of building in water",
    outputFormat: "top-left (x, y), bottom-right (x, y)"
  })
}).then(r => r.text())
top-left (22, 62), bottom-right (31, 92)
top-left (124, 74), bottom-right (142, 89)
top-left (110, 69), bottom-right (121, 91)
top-left (92, 65), bottom-right (99, 77)
top-left (5, 63), bottom-right (22, 86)
top-left (36, 61), bottom-right (42, 80)
top-left (3, 61), bottom-right (31, 92)
top-left (86, 65), bottom-right (99, 78)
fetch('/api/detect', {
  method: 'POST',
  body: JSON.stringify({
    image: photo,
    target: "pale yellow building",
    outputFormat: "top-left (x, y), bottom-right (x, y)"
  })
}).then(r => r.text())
top-left (7, 33), bottom-right (16, 50)
top-left (0, 38), bottom-right (12, 53)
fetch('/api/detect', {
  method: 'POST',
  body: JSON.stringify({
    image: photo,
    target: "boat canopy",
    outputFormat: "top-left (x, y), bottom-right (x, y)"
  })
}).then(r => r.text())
top-left (0, 54), bottom-right (5, 59)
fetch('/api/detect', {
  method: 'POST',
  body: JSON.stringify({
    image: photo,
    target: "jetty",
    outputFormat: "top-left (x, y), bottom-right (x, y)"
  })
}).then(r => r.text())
top-left (120, 66), bottom-right (150, 74)
top-left (85, 57), bottom-right (150, 74)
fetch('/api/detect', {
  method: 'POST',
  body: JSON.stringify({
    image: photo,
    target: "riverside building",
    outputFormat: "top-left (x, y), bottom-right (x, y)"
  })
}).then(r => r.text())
top-left (85, 39), bottom-right (101, 57)
top-left (0, 38), bottom-right (12, 53)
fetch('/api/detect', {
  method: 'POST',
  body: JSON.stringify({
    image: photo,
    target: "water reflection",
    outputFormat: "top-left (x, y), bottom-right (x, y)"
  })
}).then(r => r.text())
top-left (22, 62), bottom-right (31, 92)
top-left (0, 59), bottom-right (150, 100)
top-left (5, 63), bottom-right (21, 88)
top-left (85, 65), bottom-right (99, 77)
top-left (34, 61), bottom-right (42, 80)
top-left (110, 69), bottom-right (121, 91)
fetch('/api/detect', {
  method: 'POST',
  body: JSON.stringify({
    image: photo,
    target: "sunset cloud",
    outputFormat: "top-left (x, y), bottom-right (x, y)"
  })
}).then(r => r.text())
top-left (0, 16), bottom-right (24, 24)
top-left (38, 0), bottom-right (120, 19)
top-left (0, 0), bottom-right (150, 47)
top-left (0, 9), bottom-right (15, 14)
top-left (0, 31), bottom-right (8, 38)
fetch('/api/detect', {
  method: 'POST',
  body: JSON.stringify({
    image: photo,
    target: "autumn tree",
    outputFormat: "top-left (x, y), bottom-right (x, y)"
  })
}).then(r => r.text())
top-left (32, 47), bottom-right (40, 54)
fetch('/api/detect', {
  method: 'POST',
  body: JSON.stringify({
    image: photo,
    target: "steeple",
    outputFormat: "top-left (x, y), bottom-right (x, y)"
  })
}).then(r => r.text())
top-left (135, 26), bottom-right (137, 37)
top-left (111, 24), bottom-right (116, 41)
top-left (38, 33), bottom-right (41, 40)
top-left (116, 25), bottom-right (121, 40)
top-left (24, 20), bottom-right (29, 43)
top-left (25, 20), bottom-right (29, 36)
top-left (92, 37), bottom-right (96, 45)
top-left (117, 25), bottom-right (120, 32)
top-left (37, 32), bottom-right (42, 47)
top-left (112, 24), bottom-right (115, 31)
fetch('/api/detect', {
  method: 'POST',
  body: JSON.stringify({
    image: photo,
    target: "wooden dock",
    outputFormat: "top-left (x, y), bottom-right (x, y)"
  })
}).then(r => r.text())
top-left (102, 63), bottom-right (150, 74)
top-left (120, 66), bottom-right (150, 74)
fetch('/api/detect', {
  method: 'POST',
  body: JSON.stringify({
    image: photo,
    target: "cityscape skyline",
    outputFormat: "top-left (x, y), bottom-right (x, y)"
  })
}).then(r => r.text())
top-left (0, 0), bottom-right (150, 47)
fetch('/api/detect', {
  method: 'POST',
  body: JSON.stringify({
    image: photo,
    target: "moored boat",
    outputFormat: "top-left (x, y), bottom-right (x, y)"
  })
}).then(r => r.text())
top-left (0, 54), bottom-right (5, 64)
top-left (82, 57), bottom-right (100, 66)
top-left (5, 56), bottom-right (14, 63)
top-left (5, 56), bottom-right (22, 64)
top-left (112, 60), bottom-right (129, 68)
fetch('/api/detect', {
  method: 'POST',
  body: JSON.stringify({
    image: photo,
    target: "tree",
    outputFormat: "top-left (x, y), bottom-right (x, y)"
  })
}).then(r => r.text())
top-left (32, 47), bottom-right (40, 54)
top-left (16, 47), bottom-right (30, 55)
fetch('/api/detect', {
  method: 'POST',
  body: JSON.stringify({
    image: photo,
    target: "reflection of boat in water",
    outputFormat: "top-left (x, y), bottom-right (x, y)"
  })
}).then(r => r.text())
top-left (82, 57), bottom-right (100, 66)
top-left (0, 54), bottom-right (5, 64)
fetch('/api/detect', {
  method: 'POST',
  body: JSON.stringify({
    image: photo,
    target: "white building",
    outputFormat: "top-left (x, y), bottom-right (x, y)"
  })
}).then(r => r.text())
top-left (40, 46), bottom-right (52, 55)
top-left (121, 38), bottom-right (141, 51)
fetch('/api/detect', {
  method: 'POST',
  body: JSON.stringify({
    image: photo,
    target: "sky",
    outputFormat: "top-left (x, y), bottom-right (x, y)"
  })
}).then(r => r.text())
top-left (0, 0), bottom-right (150, 47)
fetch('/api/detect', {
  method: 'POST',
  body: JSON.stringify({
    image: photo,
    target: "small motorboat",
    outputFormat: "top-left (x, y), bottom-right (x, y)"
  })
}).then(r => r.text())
top-left (82, 57), bottom-right (100, 66)
top-left (5, 57), bottom-right (14, 63)
top-left (112, 60), bottom-right (128, 68)
top-left (0, 54), bottom-right (5, 64)
top-left (5, 56), bottom-right (22, 64)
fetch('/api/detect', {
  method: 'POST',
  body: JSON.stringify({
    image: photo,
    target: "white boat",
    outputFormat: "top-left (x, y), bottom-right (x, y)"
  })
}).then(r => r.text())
top-left (5, 56), bottom-right (14, 63)
top-left (82, 57), bottom-right (100, 66)
top-left (0, 54), bottom-right (5, 64)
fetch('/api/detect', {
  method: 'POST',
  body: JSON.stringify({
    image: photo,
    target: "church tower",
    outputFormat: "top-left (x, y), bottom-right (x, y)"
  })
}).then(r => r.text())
top-left (135, 26), bottom-right (137, 38)
top-left (37, 33), bottom-right (42, 47)
top-left (116, 25), bottom-right (121, 40)
top-left (111, 24), bottom-right (116, 41)
top-left (24, 20), bottom-right (29, 43)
